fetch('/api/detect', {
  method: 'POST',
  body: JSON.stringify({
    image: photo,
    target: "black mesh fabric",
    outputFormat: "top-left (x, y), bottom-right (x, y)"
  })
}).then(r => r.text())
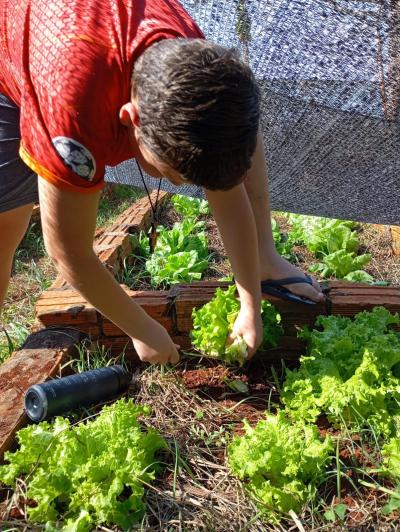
top-left (105, 0), bottom-right (400, 224)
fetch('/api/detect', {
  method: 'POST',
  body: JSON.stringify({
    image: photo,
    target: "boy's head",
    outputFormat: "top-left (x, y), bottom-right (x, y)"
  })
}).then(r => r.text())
top-left (127, 38), bottom-right (260, 190)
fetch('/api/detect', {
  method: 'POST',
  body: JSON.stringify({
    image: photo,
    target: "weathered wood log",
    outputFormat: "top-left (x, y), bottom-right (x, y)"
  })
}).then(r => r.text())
top-left (0, 328), bottom-right (84, 461)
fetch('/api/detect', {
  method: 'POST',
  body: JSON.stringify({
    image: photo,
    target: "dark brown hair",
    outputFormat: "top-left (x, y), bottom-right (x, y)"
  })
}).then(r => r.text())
top-left (132, 38), bottom-right (260, 190)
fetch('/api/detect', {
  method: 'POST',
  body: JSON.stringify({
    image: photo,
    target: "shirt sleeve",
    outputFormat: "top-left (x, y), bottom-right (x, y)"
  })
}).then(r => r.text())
top-left (19, 41), bottom-right (115, 193)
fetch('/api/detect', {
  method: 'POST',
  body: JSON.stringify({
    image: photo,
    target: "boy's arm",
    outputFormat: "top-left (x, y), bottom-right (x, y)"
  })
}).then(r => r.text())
top-left (38, 177), bottom-right (179, 364)
top-left (205, 184), bottom-right (263, 357)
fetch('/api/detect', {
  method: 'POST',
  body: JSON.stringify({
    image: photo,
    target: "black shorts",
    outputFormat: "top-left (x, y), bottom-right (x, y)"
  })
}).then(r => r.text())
top-left (0, 92), bottom-right (38, 213)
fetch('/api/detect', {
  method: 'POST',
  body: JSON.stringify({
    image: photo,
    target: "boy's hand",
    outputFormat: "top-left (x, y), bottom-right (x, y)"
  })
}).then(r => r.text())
top-left (131, 316), bottom-right (180, 365)
top-left (227, 306), bottom-right (263, 360)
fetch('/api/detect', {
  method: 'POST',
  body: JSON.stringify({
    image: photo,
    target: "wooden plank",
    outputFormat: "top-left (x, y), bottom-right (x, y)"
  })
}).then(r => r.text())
top-left (0, 329), bottom-right (83, 460)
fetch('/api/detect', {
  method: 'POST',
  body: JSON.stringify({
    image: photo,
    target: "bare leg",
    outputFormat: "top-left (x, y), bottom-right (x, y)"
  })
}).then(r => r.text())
top-left (0, 203), bottom-right (34, 312)
top-left (243, 132), bottom-right (324, 302)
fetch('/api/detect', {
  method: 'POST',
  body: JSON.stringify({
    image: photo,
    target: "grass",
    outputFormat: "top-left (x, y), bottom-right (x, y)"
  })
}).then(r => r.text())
top-left (96, 183), bottom-right (145, 227)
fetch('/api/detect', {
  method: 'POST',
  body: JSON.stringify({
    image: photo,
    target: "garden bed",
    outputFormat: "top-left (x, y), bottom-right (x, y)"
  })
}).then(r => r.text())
top-left (1, 193), bottom-right (400, 530)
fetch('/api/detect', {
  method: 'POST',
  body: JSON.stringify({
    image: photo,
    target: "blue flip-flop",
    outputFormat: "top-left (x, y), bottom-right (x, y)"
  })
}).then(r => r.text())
top-left (261, 275), bottom-right (316, 305)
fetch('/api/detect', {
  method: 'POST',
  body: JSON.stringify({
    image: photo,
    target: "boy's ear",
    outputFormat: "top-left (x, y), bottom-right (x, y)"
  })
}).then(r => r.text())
top-left (119, 101), bottom-right (140, 127)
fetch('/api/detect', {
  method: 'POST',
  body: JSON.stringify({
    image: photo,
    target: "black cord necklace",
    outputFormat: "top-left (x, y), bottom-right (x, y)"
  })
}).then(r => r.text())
top-left (135, 160), bottom-right (162, 253)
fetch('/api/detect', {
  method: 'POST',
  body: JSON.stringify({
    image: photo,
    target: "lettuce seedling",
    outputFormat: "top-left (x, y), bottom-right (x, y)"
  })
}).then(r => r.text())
top-left (171, 194), bottom-right (209, 219)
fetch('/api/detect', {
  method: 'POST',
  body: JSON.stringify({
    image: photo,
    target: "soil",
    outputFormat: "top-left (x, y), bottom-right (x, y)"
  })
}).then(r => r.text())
top-left (175, 356), bottom-right (292, 434)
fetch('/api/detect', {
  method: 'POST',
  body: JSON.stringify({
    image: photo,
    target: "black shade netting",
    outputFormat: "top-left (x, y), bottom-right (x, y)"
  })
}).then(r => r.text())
top-left (105, 0), bottom-right (400, 225)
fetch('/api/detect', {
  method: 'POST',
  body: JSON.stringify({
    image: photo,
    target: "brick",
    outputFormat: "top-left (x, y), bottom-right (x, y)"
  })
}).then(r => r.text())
top-left (0, 329), bottom-right (83, 460)
top-left (36, 291), bottom-right (98, 327)
top-left (328, 281), bottom-right (400, 317)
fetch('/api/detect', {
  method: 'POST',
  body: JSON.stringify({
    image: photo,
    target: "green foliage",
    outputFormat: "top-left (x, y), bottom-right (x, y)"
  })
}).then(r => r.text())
top-left (382, 487), bottom-right (400, 515)
top-left (309, 250), bottom-right (371, 279)
top-left (0, 399), bottom-right (165, 531)
top-left (344, 269), bottom-right (375, 284)
top-left (282, 307), bottom-right (400, 436)
top-left (287, 214), bottom-right (372, 280)
top-left (288, 215), bottom-right (358, 257)
top-left (228, 410), bottom-right (333, 519)
top-left (129, 231), bottom-right (151, 258)
top-left (324, 503), bottom-right (348, 522)
top-left (0, 322), bottom-right (30, 363)
top-left (145, 219), bottom-right (209, 287)
top-left (191, 285), bottom-right (283, 365)
top-left (271, 217), bottom-right (293, 258)
top-left (171, 194), bottom-right (209, 219)
top-left (382, 436), bottom-right (400, 482)
top-left (147, 250), bottom-right (209, 287)
top-left (151, 220), bottom-right (208, 259)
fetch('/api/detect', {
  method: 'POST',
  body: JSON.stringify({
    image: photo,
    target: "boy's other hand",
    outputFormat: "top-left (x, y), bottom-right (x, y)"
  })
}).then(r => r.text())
top-left (131, 317), bottom-right (180, 365)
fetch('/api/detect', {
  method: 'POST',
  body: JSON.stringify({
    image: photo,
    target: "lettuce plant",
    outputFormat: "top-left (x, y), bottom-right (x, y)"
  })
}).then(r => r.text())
top-left (228, 410), bottom-right (333, 518)
top-left (282, 307), bottom-right (400, 436)
top-left (287, 214), bottom-right (372, 280)
top-left (146, 250), bottom-right (209, 286)
top-left (145, 219), bottom-right (209, 287)
top-left (191, 285), bottom-right (283, 365)
top-left (171, 194), bottom-right (209, 219)
top-left (287, 214), bottom-right (358, 257)
top-left (309, 249), bottom-right (371, 279)
top-left (0, 399), bottom-right (166, 531)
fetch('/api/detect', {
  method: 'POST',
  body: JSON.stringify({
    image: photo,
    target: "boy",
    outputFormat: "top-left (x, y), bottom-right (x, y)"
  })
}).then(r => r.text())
top-left (0, 0), bottom-right (323, 364)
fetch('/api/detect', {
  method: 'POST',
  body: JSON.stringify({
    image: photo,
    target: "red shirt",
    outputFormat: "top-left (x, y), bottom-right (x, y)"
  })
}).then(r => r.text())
top-left (0, 0), bottom-right (203, 192)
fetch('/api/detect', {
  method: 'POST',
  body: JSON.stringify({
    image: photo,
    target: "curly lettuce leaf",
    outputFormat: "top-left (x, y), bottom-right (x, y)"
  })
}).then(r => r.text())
top-left (228, 410), bottom-right (333, 518)
top-left (282, 307), bottom-right (400, 436)
top-left (0, 399), bottom-right (166, 531)
top-left (171, 194), bottom-right (209, 219)
top-left (191, 285), bottom-right (283, 365)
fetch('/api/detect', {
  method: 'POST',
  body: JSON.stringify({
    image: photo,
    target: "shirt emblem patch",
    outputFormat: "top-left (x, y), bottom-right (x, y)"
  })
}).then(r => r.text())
top-left (52, 137), bottom-right (96, 181)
